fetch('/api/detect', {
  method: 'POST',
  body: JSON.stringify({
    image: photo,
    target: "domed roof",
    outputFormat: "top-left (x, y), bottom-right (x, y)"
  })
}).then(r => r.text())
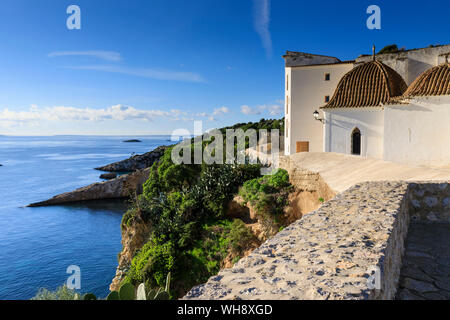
top-left (403, 63), bottom-right (450, 97)
top-left (321, 61), bottom-right (407, 109)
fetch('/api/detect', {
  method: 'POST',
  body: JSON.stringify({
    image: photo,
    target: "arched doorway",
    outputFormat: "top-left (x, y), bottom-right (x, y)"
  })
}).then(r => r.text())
top-left (351, 128), bottom-right (361, 155)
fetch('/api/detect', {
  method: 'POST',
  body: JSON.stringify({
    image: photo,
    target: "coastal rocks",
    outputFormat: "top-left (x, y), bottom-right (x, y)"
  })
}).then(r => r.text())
top-left (95, 145), bottom-right (169, 172)
top-left (28, 145), bottom-right (168, 206)
top-left (28, 167), bottom-right (151, 207)
top-left (123, 139), bottom-right (142, 143)
top-left (100, 172), bottom-right (117, 180)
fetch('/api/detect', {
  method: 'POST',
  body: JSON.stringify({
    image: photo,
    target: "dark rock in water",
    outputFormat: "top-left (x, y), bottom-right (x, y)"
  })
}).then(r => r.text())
top-left (28, 168), bottom-right (151, 207)
top-left (123, 139), bottom-right (142, 143)
top-left (100, 172), bottom-right (117, 180)
top-left (95, 145), bottom-right (170, 172)
top-left (0, 164), bottom-right (2, 166)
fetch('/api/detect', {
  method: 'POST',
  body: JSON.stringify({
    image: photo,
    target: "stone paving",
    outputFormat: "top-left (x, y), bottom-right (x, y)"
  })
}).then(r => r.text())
top-left (396, 222), bottom-right (450, 300)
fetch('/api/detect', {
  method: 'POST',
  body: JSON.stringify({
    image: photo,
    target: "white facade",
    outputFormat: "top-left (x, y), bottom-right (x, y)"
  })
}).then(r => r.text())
top-left (323, 108), bottom-right (384, 159)
top-left (285, 45), bottom-right (450, 167)
top-left (384, 96), bottom-right (450, 167)
top-left (285, 63), bottom-right (353, 155)
top-left (322, 96), bottom-right (450, 167)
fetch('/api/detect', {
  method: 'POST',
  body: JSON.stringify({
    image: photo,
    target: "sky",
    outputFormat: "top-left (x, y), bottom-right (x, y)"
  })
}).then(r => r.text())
top-left (0, 0), bottom-right (448, 135)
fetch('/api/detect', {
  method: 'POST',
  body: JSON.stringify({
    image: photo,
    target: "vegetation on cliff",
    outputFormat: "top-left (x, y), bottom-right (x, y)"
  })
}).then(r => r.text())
top-left (239, 169), bottom-right (293, 236)
top-left (118, 118), bottom-right (290, 298)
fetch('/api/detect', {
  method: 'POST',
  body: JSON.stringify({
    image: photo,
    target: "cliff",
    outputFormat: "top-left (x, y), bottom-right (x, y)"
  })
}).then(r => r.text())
top-left (110, 210), bottom-right (152, 291)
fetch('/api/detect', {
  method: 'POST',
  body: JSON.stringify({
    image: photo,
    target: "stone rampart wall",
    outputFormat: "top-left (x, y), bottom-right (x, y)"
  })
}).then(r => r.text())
top-left (183, 180), bottom-right (450, 300)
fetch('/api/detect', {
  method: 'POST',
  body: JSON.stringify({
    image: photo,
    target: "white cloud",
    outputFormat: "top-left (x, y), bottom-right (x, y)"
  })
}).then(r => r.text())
top-left (240, 103), bottom-right (283, 116)
top-left (241, 105), bottom-right (261, 115)
top-left (0, 105), bottom-right (190, 126)
top-left (213, 106), bottom-right (230, 116)
top-left (69, 65), bottom-right (206, 83)
top-left (266, 104), bottom-right (283, 116)
top-left (253, 0), bottom-right (272, 59)
top-left (48, 51), bottom-right (122, 62)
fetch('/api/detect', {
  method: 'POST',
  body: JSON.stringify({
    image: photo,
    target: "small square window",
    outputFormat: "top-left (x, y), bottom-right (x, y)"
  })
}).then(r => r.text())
top-left (325, 73), bottom-right (330, 81)
top-left (325, 95), bottom-right (330, 103)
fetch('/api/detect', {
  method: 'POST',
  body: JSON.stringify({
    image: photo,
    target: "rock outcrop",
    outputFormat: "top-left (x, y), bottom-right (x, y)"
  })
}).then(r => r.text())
top-left (28, 168), bottom-right (151, 207)
top-left (95, 145), bottom-right (169, 172)
top-left (28, 146), bottom-right (168, 207)
top-left (100, 172), bottom-right (118, 180)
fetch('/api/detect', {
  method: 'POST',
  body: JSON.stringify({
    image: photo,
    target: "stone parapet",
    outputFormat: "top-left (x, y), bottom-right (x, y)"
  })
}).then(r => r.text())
top-left (184, 180), bottom-right (449, 300)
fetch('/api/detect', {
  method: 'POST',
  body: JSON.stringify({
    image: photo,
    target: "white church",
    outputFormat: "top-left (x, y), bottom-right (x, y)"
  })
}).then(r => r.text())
top-left (283, 44), bottom-right (450, 167)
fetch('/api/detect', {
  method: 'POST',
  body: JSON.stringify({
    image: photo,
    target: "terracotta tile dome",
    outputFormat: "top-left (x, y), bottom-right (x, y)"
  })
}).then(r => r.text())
top-left (321, 61), bottom-right (407, 109)
top-left (403, 63), bottom-right (450, 97)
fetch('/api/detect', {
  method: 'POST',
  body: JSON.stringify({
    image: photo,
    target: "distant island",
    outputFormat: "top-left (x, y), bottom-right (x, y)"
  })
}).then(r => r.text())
top-left (123, 139), bottom-right (142, 143)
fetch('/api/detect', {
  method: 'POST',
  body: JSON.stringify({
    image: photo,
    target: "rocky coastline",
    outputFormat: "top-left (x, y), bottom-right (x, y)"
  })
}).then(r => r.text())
top-left (95, 145), bottom-right (169, 172)
top-left (28, 145), bottom-right (170, 207)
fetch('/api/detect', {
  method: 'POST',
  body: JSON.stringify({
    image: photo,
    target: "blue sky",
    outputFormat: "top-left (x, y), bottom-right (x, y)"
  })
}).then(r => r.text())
top-left (0, 0), bottom-right (448, 135)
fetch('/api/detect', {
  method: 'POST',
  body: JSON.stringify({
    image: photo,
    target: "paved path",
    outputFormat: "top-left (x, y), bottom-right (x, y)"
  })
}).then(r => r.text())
top-left (285, 152), bottom-right (450, 193)
top-left (397, 223), bottom-right (450, 300)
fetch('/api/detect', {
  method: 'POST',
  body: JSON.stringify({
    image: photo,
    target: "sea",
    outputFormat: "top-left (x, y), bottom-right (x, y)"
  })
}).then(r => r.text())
top-left (0, 135), bottom-right (170, 300)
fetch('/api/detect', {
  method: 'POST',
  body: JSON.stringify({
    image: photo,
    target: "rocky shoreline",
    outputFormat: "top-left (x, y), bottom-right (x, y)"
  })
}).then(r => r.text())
top-left (28, 168), bottom-right (151, 207)
top-left (28, 145), bottom-right (169, 207)
top-left (95, 145), bottom-right (169, 172)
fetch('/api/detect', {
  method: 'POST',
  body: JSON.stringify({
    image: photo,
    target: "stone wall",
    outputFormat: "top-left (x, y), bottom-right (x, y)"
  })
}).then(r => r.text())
top-left (408, 182), bottom-right (450, 222)
top-left (183, 180), bottom-right (450, 300)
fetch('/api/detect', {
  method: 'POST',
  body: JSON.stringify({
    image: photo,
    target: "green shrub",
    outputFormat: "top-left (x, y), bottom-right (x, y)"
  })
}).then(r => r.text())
top-left (127, 236), bottom-right (175, 288)
top-left (239, 169), bottom-right (292, 236)
top-left (378, 44), bottom-right (399, 54)
top-left (228, 219), bottom-right (257, 255)
top-left (31, 285), bottom-right (79, 300)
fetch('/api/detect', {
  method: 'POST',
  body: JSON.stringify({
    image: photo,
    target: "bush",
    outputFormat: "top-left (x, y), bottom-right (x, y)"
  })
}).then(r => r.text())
top-left (32, 285), bottom-right (79, 300)
top-left (127, 236), bottom-right (175, 288)
top-left (239, 169), bottom-right (292, 236)
top-left (228, 219), bottom-right (257, 255)
top-left (378, 44), bottom-right (399, 54)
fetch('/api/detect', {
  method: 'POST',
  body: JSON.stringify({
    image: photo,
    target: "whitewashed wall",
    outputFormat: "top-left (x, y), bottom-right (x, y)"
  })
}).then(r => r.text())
top-left (384, 96), bottom-right (450, 167)
top-left (323, 107), bottom-right (384, 159)
top-left (286, 63), bottom-right (353, 155)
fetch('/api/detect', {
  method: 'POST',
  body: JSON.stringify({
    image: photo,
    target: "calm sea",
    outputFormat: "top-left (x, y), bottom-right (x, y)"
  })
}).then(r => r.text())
top-left (0, 135), bottom-right (170, 300)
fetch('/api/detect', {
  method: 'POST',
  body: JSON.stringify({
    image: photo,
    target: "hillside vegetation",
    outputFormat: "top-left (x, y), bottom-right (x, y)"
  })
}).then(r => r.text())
top-left (119, 118), bottom-right (291, 298)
